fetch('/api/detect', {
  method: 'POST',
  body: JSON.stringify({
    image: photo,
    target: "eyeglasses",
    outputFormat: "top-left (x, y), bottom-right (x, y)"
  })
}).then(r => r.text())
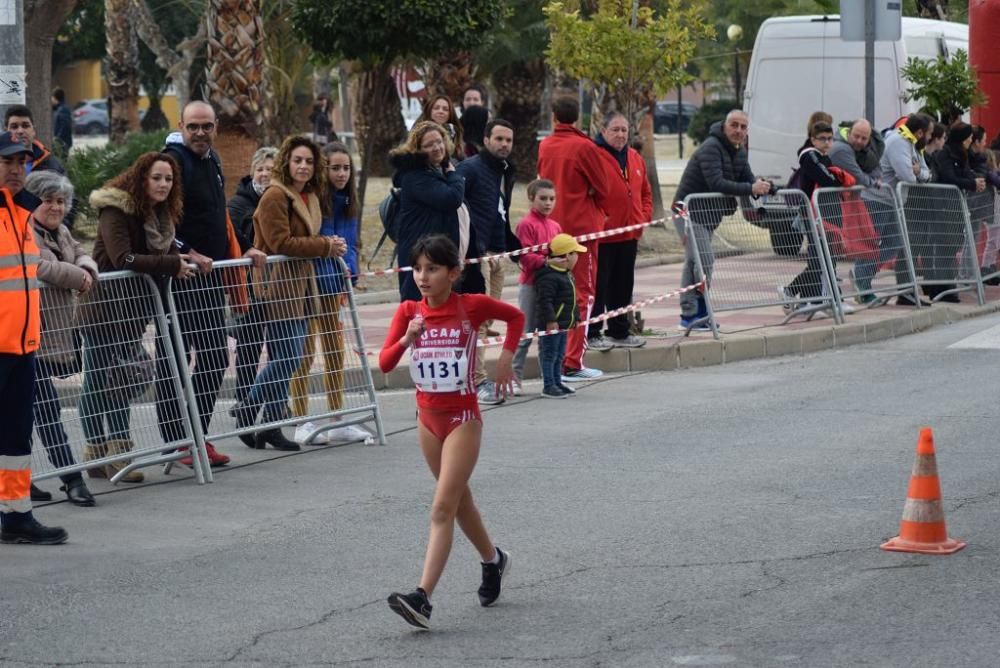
top-left (184, 122), bottom-right (216, 134)
top-left (421, 139), bottom-right (445, 151)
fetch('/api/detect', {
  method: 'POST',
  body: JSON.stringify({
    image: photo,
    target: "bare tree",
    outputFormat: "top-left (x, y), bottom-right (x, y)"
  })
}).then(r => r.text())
top-left (129, 0), bottom-right (206, 109)
top-left (105, 0), bottom-right (140, 143)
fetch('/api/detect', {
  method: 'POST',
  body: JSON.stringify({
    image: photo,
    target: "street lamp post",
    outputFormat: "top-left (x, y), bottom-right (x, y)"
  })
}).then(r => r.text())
top-left (727, 24), bottom-right (743, 107)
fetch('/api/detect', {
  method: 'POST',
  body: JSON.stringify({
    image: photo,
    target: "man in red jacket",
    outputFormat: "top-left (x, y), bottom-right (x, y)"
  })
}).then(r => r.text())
top-left (591, 112), bottom-right (652, 349)
top-left (537, 95), bottom-right (609, 381)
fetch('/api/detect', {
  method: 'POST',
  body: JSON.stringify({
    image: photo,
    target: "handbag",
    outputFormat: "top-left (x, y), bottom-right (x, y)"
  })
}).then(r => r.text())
top-left (107, 345), bottom-right (156, 401)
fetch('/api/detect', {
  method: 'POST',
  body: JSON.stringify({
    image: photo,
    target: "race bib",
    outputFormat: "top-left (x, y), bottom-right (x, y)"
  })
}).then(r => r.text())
top-left (409, 347), bottom-right (469, 392)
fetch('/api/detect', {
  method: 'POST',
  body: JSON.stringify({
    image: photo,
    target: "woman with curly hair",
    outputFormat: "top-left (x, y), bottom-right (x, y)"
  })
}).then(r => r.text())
top-left (233, 135), bottom-right (347, 451)
top-left (79, 152), bottom-right (193, 483)
top-left (390, 121), bottom-right (467, 302)
top-left (416, 95), bottom-right (464, 162)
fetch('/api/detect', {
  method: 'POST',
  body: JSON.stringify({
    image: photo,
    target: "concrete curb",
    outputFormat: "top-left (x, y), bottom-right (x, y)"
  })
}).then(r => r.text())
top-left (369, 301), bottom-right (1000, 390)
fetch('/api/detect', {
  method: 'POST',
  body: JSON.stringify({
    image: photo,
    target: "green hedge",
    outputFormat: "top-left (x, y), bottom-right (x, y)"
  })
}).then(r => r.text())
top-left (66, 130), bottom-right (171, 221)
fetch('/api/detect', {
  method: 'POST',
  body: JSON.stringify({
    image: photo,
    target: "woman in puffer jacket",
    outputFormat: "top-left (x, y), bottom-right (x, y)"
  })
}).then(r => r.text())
top-left (25, 171), bottom-right (98, 506)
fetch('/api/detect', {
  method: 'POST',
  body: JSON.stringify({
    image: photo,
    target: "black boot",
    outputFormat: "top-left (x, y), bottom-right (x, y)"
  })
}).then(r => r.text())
top-left (61, 477), bottom-right (96, 507)
top-left (233, 401), bottom-right (264, 449)
top-left (256, 428), bottom-right (300, 451)
top-left (30, 484), bottom-right (52, 502)
top-left (1, 514), bottom-right (69, 545)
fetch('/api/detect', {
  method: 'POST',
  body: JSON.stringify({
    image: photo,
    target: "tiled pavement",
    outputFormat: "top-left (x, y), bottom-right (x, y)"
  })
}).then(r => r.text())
top-left (352, 256), bottom-right (1000, 389)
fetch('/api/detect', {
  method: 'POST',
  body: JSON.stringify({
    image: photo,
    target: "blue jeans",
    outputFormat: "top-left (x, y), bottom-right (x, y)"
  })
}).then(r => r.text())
top-left (246, 318), bottom-right (307, 422)
top-left (538, 331), bottom-right (567, 391)
top-left (79, 334), bottom-right (134, 443)
top-left (854, 198), bottom-right (903, 290)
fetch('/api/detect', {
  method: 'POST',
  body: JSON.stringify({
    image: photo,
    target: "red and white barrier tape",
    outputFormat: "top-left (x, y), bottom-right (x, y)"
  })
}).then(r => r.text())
top-left (353, 217), bottom-right (668, 279)
top-left (477, 280), bottom-right (704, 347)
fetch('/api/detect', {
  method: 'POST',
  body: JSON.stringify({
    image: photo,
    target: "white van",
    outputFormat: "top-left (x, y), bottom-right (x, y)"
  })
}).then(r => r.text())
top-left (744, 15), bottom-right (968, 184)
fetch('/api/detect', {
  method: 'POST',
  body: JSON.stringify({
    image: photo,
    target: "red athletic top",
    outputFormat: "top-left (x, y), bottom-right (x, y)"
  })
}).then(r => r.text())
top-left (380, 293), bottom-right (525, 410)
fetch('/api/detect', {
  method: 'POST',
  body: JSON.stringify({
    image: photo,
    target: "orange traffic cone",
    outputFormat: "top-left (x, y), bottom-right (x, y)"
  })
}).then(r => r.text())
top-left (881, 428), bottom-right (966, 555)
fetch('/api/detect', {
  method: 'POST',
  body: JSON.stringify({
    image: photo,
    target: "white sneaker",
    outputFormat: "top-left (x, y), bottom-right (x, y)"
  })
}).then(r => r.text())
top-left (839, 300), bottom-right (856, 315)
top-left (294, 422), bottom-right (332, 445)
top-left (512, 379), bottom-right (523, 396)
top-left (326, 424), bottom-right (371, 443)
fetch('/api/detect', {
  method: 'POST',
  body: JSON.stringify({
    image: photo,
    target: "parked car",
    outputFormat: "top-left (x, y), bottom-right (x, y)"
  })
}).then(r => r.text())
top-left (73, 99), bottom-right (109, 135)
top-left (653, 101), bottom-right (698, 134)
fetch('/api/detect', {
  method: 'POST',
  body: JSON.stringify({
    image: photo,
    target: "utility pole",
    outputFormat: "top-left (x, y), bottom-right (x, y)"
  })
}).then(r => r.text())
top-left (864, 0), bottom-right (876, 124)
top-left (0, 0), bottom-right (27, 122)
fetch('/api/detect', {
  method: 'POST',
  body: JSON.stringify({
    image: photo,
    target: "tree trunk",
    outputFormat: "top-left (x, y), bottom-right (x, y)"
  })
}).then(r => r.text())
top-left (353, 62), bottom-right (406, 250)
top-left (353, 63), bottom-right (406, 178)
top-left (130, 0), bottom-right (202, 110)
top-left (424, 50), bottom-right (476, 104)
top-left (205, 0), bottom-right (268, 198)
top-left (105, 0), bottom-right (140, 144)
top-left (492, 59), bottom-right (546, 182)
top-left (24, 0), bottom-right (78, 148)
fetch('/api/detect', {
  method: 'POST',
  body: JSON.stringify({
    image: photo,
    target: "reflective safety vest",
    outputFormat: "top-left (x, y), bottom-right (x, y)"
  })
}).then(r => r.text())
top-left (0, 187), bottom-right (40, 355)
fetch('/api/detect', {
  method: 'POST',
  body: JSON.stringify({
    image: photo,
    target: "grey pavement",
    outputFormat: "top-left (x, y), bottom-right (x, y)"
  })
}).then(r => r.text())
top-left (5, 313), bottom-right (1000, 666)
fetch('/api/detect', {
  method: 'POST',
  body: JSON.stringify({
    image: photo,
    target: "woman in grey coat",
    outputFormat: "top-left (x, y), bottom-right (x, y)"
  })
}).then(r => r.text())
top-left (26, 171), bottom-right (99, 506)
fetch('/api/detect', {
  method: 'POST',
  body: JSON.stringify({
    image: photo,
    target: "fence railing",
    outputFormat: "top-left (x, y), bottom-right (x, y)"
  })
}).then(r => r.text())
top-left (30, 255), bottom-right (385, 486)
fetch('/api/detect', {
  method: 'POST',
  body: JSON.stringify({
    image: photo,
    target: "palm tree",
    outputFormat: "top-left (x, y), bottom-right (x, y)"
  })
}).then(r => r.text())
top-left (424, 50), bottom-right (477, 103)
top-left (204, 0), bottom-right (269, 197)
top-left (477, 1), bottom-right (549, 180)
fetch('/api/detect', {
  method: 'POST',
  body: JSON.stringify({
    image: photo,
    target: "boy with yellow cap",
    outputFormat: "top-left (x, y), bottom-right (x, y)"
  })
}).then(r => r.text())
top-left (533, 233), bottom-right (586, 399)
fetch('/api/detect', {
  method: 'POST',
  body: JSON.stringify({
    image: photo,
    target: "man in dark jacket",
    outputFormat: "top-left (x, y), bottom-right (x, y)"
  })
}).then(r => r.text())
top-left (159, 102), bottom-right (263, 467)
top-left (673, 110), bottom-right (770, 328)
top-left (4, 105), bottom-right (65, 175)
top-left (51, 88), bottom-right (73, 152)
top-left (456, 119), bottom-right (516, 405)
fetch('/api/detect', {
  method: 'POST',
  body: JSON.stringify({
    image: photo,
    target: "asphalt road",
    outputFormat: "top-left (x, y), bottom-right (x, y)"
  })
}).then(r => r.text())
top-left (4, 313), bottom-right (1000, 667)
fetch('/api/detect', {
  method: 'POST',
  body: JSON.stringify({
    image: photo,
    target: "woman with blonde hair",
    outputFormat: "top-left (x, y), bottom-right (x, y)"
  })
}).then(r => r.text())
top-left (390, 121), bottom-right (467, 302)
top-left (233, 135), bottom-right (346, 451)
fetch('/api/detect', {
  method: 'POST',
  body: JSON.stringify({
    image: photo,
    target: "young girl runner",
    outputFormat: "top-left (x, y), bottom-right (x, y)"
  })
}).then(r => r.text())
top-left (379, 234), bottom-right (525, 630)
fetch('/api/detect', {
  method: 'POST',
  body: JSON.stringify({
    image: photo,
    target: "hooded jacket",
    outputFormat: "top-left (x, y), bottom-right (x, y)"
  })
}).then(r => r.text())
top-left (594, 135), bottom-right (653, 242)
top-left (828, 129), bottom-right (882, 188)
top-left (934, 143), bottom-right (979, 192)
top-left (674, 121), bottom-right (755, 229)
top-left (880, 126), bottom-right (931, 191)
top-left (456, 148), bottom-right (516, 252)
top-left (390, 151), bottom-right (465, 300)
top-left (537, 123), bottom-right (610, 237)
top-left (27, 140), bottom-right (65, 175)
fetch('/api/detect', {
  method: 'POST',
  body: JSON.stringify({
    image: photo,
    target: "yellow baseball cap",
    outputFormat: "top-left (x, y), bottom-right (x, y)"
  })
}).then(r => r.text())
top-left (549, 233), bottom-right (586, 256)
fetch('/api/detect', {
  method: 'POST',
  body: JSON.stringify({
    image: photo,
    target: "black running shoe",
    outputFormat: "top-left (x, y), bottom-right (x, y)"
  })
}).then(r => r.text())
top-left (478, 548), bottom-right (511, 607)
top-left (387, 588), bottom-right (432, 630)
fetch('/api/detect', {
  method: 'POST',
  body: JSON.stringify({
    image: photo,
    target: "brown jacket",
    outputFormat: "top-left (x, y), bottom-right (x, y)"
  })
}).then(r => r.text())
top-left (33, 220), bottom-right (98, 364)
top-left (252, 182), bottom-right (334, 321)
top-left (80, 187), bottom-right (181, 340)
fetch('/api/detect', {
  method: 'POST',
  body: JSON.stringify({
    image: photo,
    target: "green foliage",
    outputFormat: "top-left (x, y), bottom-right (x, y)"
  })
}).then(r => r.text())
top-left (687, 98), bottom-right (737, 144)
top-left (544, 0), bottom-right (715, 103)
top-left (901, 49), bottom-right (987, 124)
top-left (290, 0), bottom-right (508, 65)
top-left (53, 0), bottom-right (106, 67)
top-left (66, 131), bottom-right (171, 221)
top-left (475, 0), bottom-right (549, 76)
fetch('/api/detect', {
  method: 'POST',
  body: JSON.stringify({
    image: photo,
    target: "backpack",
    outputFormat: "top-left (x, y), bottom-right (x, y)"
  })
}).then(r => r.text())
top-left (369, 187), bottom-right (401, 269)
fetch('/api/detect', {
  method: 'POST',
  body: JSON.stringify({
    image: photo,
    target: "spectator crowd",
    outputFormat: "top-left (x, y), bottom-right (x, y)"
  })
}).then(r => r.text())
top-left (3, 85), bottom-right (1000, 546)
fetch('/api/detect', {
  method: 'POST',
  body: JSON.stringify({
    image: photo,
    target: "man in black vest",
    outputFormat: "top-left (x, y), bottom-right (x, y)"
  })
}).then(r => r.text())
top-left (159, 101), bottom-right (263, 466)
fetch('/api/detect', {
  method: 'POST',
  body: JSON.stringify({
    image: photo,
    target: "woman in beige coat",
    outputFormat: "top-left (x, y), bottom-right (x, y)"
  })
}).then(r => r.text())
top-left (26, 171), bottom-right (99, 506)
top-left (233, 136), bottom-right (346, 451)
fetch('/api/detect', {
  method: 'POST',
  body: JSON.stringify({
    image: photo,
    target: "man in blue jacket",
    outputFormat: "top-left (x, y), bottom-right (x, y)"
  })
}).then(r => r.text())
top-left (456, 119), bottom-right (516, 405)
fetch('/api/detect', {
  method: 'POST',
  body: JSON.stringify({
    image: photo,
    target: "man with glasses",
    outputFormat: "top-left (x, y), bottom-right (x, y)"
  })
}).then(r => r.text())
top-left (673, 110), bottom-right (771, 330)
top-left (159, 102), bottom-right (262, 467)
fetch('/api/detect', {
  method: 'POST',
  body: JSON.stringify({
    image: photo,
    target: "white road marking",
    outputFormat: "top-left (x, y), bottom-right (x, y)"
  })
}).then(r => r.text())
top-left (948, 323), bottom-right (1000, 350)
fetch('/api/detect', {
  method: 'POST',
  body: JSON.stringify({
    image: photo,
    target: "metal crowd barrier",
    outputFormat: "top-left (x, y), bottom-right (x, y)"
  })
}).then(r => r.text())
top-left (811, 185), bottom-right (921, 309)
top-left (31, 271), bottom-right (209, 484)
top-left (896, 182), bottom-right (985, 306)
top-left (682, 189), bottom-right (842, 340)
top-left (30, 255), bottom-right (385, 488)
top-left (190, 255), bottom-right (385, 450)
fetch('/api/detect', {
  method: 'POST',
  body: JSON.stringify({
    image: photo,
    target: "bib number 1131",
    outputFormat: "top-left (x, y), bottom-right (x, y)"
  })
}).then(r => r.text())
top-left (415, 360), bottom-right (460, 380)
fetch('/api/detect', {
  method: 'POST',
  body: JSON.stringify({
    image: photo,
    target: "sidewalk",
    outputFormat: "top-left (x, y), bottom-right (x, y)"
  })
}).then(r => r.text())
top-left (357, 259), bottom-right (1000, 390)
